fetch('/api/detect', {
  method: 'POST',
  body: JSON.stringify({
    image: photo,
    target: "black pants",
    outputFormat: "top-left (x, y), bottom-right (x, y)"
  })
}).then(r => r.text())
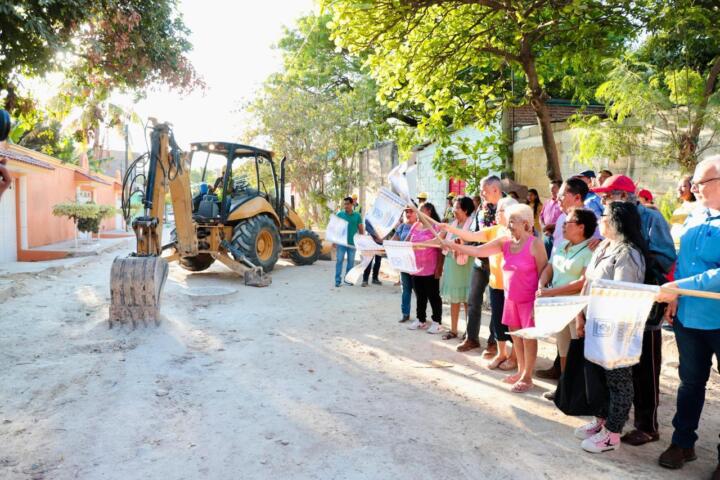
top-left (631, 328), bottom-right (662, 434)
top-left (413, 275), bottom-right (442, 324)
top-left (466, 264), bottom-right (490, 343)
top-left (362, 255), bottom-right (382, 282)
top-left (489, 287), bottom-right (511, 342)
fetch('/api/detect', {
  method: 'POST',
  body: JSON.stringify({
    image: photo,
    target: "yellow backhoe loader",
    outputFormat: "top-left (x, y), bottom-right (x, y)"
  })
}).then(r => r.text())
top-left (109, 121), bottom-right (321, 327)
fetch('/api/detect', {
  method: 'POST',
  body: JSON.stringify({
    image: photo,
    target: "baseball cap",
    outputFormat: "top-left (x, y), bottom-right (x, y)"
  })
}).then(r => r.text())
top-left (592, 174), bottom-right (636, 194)
top-left (351, 193), bottom-right (358, 200)
top-left (638, 189), bottom-right (653, 202)
top-left (447, 192), bottom-right (456, 199)
top-left (417, 192), bottom-right (428, 200)
top-left (577, 170), bottom-right (596, 178)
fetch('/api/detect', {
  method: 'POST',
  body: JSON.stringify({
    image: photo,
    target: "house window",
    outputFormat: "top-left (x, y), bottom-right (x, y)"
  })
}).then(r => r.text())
top-left (77, 190), bottom-right (93, 204)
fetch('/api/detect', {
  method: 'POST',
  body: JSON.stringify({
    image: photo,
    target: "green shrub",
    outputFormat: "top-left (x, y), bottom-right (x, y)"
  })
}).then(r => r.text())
top-left (52, 202), bottom-right (116, 234)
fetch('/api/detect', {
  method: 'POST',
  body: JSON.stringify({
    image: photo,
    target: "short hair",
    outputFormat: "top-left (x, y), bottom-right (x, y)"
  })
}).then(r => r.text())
top-left (600, 169), bottom-right (613, 177)
top-left (455, 196), bottom-right (475, 216)
top-left (420, 202), bottom-right (441, 222)
top-left (506, 203), bottom-right (534, 226)
top-left (567, 207), bottom-right (597, 239)
top-left (564, 177), bottom-right (589, 200)
top-left (343, 196), bottom-right (353, 204)
top-left (550, 180), bottom-right (563, 188)
top-left (481, 175), bottom-right (502, 189)
top-left (497, 197), bottom-right (518, 211)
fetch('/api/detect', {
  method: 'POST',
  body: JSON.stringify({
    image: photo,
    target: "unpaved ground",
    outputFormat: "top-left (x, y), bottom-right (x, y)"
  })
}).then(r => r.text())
top-left (1, 250), bottom-right (719, 480)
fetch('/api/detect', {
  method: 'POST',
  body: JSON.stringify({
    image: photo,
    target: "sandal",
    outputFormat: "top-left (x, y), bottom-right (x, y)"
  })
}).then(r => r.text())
top-left (621, 429), bottom-right (659, 446)
top-left (511, 380), bottom-right (534, 393)
top-left (498, 359), bottom-right (518, 371)
top-left (442, 331), bottom-right (458, 340)
top-left (486, 356), bottom-right (508, 370)
top-left (503, 372), bottom-right (522, 384)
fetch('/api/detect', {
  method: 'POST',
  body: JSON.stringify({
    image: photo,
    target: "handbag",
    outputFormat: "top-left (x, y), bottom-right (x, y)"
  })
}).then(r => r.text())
top-left (554, 338), bottom-right (608, 416)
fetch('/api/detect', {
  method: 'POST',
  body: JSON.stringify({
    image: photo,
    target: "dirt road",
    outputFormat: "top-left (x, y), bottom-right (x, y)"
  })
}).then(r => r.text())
top-left (1, 251), bottom-right (718, 479)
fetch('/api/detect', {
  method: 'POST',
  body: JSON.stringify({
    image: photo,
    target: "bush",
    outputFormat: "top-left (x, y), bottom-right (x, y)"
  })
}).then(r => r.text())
top-left (52, 202), bottom-right (116, 234)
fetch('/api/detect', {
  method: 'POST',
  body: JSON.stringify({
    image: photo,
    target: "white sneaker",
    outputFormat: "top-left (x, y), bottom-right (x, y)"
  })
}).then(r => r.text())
top-left (426, 322), bottom-right (441, 334)
top-left (407, 319), bottom-right (423, 330)
top-left (574, 418), bottom-right (606, 440)
top-left (581, 426), bottom-right (621, 453)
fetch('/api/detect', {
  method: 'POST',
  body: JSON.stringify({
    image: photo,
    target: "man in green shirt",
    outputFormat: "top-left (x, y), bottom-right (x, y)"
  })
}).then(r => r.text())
top-left (335, 196), bottom-right (364, 287)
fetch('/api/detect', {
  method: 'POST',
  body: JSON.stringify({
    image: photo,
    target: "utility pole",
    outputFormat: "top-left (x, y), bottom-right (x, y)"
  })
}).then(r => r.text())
top-left (123, 122), bottom-right (129, 231)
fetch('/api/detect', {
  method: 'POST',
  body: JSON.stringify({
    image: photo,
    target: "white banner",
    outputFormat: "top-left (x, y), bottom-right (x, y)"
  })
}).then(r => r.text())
top-left (388, 163), bottom-right (410, 201)
top-left (514, 296), bottom-right (589, 340)
top-left (354, 234), bottom-right (383, 252)
top-left (366, 188), bottom-right (407, 239)
top-left (584, 279), bottom-right (659, 369)
top-left (326, 214), bottom-right (349, 246)
top-left (344, 252), bottom-right (374, 285)
top-left (383, 240), bottom-right (419, 274)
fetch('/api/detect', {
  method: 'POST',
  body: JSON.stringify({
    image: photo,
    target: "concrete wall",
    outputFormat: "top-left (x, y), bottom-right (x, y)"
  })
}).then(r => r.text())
top-left (512, 122), bottom-right (720, 203)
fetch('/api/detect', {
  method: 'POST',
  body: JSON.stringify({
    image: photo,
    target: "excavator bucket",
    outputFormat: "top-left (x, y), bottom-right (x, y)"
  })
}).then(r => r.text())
top-left (109, 256), bottom-right (169, 328)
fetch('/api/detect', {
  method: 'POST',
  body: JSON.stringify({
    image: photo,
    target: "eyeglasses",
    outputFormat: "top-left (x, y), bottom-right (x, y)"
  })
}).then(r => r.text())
top-left (690, 177), bottom-right (720, 187)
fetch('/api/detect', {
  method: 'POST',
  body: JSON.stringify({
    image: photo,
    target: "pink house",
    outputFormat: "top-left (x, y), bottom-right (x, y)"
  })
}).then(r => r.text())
top-left (0, 143), bottom-right (124, 262)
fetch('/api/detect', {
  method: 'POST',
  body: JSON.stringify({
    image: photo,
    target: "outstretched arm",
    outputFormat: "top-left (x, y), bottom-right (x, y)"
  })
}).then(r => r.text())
top-left (443, 236), bottom-right (505, 258)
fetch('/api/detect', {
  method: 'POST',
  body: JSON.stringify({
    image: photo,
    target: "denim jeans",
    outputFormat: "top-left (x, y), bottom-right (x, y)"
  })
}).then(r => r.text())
top-left (671, 319), bottom-right (720, 459)
top-left (335, 245), bottom-right (356, 285)
top-left (400, 272), bottom-right (412, 316)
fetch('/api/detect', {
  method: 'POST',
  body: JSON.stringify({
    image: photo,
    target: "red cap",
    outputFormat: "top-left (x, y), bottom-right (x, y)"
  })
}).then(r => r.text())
top-left (592, 174), bottom-right (636, 194)
top-left (638, 189), bottom-right (653, 202)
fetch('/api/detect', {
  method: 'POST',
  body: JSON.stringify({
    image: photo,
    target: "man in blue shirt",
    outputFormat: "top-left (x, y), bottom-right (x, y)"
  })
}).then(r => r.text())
top-left (576, 170), bottom-right (605, 217)
top-left (594, 174), bottom-right (676, 447)
top-left (656, 156), bottom-right (720, 477)
top-left (335, 197), bottom-right (364, 287)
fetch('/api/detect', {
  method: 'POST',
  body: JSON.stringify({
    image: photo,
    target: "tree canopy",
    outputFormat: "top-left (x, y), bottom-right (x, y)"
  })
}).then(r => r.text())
top-left (327, 0), bottom-right (642, 180)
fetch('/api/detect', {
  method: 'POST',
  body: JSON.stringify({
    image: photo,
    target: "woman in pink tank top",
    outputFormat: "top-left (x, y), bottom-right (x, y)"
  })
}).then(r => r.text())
top-left (442, 203), bottom-right (547, 394)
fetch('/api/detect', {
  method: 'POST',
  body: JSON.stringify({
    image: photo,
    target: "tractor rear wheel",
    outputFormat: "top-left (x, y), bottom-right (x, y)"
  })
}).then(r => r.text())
top-left (171, 228), bottom-right (216, 272)
top-left (231, 215), bottom-right (281, 272)
top-left (289, 229), bottom-right (321, 265)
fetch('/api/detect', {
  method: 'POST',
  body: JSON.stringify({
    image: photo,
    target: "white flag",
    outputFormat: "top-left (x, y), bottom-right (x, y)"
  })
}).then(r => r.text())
top-left (584, 279), bottom-right (659, 369)
top-left (366, 188), bottom-right (407, 238)
top-left (326, 214), bottom-right (349, 246)
top-left (354, 234), bottom-right (384, 253)
top-left (383, 240), bottom-right (419, 273)
top-left (514, 296), bottom-right (589, 340)
top-left (388, 163), bottom-right (410, 201)
top-left (344, 252), bottom-right (374, 285)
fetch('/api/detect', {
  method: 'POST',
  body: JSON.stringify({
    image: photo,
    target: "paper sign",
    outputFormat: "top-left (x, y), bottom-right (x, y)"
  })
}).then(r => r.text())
top-left (388, 163), bottom-right (410, 201)
top-left (514, 296), bottom-right (590, 340)
top-left (383, 240), bottom-right (419, 273)
top-left (344, 252), bottom-right (374, 284)
top-left (326, 214), bottom-right (349, 246)
top-left (584, 279), bottom-right (659, 369)
top-left (354, 234), bottom-right (384, 252)
top-left (366, 188), bottom-right (407, 239)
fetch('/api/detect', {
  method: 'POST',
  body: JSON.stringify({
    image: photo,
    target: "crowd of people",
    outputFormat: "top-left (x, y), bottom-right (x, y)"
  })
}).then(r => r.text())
top-left (332, 157), bottom-right (720, 476)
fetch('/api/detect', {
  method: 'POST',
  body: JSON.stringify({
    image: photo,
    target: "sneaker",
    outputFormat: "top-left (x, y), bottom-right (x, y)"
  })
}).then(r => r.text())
top-left (335, 282), bottom-right (341, 287)
top-left (418, 322), bottom-right (430, 330)
top-left (407, 319), bottom-right (423, 330)
top-left (543, 390), bottom-right (556, 401)
top-left (361, 281), bottom-right (368, 287)
top-left (399, 315), bottom-right (410, 323)
top-left (581, 427), bottom-right (621, 453)
top-left (426, 322), bottom-right (441, 334)
top-left (658, 444), bottom-right (697, 469)
top-left (574, 418), bottom-right (605, 440)
top-left (372, 278), bottom-right (382, 285)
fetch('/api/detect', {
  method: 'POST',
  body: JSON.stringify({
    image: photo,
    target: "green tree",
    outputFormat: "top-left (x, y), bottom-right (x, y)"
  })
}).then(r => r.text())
top-left (573, 0), bottom-right (720, 172)
top-left (327, 0), bottom-right (642, 180)
top-left (245, 13), bottom-right (417, 225)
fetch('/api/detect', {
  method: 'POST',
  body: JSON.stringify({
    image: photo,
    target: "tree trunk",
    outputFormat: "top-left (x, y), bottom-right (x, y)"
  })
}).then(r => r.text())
top-left (520, 48), bottom-right (562, 181)
top-left (678, 55), bottom-right (720, 172)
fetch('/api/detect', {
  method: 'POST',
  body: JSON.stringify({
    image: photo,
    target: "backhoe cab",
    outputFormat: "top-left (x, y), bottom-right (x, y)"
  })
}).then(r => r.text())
top-left (185, 141), bottom-right (321, 272)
